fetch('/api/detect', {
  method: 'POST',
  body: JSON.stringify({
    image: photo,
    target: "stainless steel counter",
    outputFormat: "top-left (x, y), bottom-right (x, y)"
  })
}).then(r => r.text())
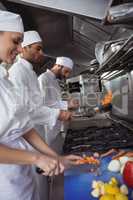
top-left (68, 113), bottom-right (112, 130)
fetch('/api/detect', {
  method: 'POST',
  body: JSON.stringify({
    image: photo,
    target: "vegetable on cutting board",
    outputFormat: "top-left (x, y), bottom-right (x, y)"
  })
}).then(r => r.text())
top-left (123, 161), bottom-right (133, 188)
top-left (108, 156), bottom-right (133, 174)
top-left (108, 160), bottom-right (121, 172)
top-left (91, 177), bottom-right (129, 200)
top-left (76, 156), bottom-right (100, 165)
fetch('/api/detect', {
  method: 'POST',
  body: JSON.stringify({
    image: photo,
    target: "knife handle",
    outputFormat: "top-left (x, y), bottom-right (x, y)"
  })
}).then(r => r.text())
top-left (36, 167), bottom-right (44, 174)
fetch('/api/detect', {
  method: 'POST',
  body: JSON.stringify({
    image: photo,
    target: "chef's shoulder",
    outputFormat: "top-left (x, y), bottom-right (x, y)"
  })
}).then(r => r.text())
top-left (9, 60), bottom-right (25, 75)
top-left (38, 71), bottom-right (49, 83)
top-left (9, 61), bottom-right (28, 85)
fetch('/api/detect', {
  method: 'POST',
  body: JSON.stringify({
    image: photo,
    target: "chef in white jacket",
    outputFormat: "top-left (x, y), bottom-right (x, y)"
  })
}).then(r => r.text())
top-left (0, 11), bottom-right (81, 200)
top-left (9, 31), bottom-right (72, 138)
top-left (38, 57), bottom-right (79, 146)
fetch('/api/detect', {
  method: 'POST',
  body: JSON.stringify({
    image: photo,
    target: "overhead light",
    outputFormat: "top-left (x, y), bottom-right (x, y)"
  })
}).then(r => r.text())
top-left (111, 44), bottom-right (121, 53)
top-left (101, 72), bottom-right (110, 78)
top-left (101, 70), bottom-right (124, 80)
top-left (102, 71), bottom-right (118, 79)
top-left (106, 70), bottom-right (124, 79)
top-left (90, 67), bottom-right (95, 72)
top-left (104, 70), bottom-right (118, 79)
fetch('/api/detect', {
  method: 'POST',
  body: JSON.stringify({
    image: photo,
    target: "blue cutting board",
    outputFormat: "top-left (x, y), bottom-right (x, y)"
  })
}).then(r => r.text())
top-left (65, 156), bottom-right (133, 200)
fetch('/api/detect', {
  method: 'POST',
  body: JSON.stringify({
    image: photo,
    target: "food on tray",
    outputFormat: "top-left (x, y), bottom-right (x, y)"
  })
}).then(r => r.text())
top-left (91, 188), bottom-right (100, 198)
top-left (76, 156), bottom-right (100, 165)
top-left (120, 185), bottom-right (128, 195)
top-left (108, 160), bottom-right (121, 172)
top-left (104, 183), bottom-right (120, 195)
top-left (108, 156), bottom-right (133, 177)
top-left (100, 194), bottom-right (115, 200)
top-left (123, 161), bottom-right (133, 188)
top-left (91, 177), bottom-right (129, 199)
top-left (115, 193), bottom-right (128, 200)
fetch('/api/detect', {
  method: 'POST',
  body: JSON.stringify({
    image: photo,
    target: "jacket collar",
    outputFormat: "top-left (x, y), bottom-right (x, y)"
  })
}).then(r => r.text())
top-left (0, 65), bottom-right (8, 79)
top-left (19, 57), bottom-right (33, 71)
top-left (46, 69), bottom-right (56, 80)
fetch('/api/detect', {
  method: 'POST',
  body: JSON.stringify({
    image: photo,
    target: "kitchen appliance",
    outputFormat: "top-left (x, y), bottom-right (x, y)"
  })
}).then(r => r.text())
top-left (66, 74), bottom-right (101, 117)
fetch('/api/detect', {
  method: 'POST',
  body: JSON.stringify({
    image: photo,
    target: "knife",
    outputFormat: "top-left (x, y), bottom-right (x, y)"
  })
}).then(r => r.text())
top-left (36, 167), bottom-right (44, 174)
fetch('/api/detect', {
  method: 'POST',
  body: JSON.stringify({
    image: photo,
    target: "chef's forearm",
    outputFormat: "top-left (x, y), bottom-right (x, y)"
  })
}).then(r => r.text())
top-left (23, 129), bottom-right (58, 158)
top-left (0, 143), bottom-right (38, 165)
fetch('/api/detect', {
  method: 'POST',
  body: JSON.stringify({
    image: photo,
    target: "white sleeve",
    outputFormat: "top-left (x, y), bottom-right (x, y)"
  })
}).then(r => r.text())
top-left (9, 66), bottom-right (59, 129)
top-left (9, 65), bottom-right (28, 88)
top-left (57, 100), bottom-right (68, 110)
top-left (38, 74), bottom-right (47, 101)
top-left (0, 79), bottom-right (34, 139)
top-left (30, 105), bottom-right (60, 129)
top-left (19, 86), bottom-right (60, 130)
top-left (38, 75), bottom-right (68, 110)
top-left (27, 79), bottom-right (60, 129)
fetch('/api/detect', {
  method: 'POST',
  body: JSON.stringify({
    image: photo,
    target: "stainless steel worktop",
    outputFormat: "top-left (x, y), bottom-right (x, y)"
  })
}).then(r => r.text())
top-left (67, 113), bottom-right (112, 130)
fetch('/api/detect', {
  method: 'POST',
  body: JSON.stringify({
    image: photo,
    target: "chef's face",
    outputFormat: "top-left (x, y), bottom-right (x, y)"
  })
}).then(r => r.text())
top-left (0, 31), bottom-right (23, 64)
top-left (57, 65), bottom-right (72, 80)
top-left (25, 42), bottom-right (45, 65)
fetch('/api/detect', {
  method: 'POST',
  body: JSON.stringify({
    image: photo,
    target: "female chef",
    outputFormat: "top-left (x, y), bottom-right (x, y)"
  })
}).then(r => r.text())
top-left (0, 10), bottom-right (80, 200)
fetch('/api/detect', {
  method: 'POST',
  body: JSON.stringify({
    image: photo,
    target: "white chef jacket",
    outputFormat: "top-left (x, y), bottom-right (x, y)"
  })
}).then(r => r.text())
top-left (9, 58), bottom-right (59, 132)
top-left (0, 66), bottom-right (33, 139)
top-left (38, 69), bottom-right (68, 145)
top-left (38, 69), bottom-right (68, 110)
top-left (0, 66), bottom-right (40, 200)
top-left (0, 65), bottom-right (8, 79)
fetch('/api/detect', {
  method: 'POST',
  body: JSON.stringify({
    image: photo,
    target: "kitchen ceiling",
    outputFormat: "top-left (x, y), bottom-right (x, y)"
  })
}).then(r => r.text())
top-left (1, 0), bottom-right (132, 75)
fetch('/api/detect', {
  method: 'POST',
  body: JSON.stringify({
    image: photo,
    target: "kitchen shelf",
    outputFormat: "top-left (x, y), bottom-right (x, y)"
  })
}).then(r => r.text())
top-left (95, 34), bottom-right (133, 75)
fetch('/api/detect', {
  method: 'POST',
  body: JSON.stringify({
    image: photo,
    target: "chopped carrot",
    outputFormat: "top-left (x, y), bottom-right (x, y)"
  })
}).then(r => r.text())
top-left (77, 156), bottom-right (100, 165)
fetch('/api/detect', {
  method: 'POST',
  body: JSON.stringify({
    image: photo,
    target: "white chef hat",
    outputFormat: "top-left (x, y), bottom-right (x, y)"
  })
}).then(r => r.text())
top-left (0, 10), bottom-right (24, 33)
top-left (22, 30), bottom-right (42, 47)
top-left (56, 57), bottom-right (73, 70)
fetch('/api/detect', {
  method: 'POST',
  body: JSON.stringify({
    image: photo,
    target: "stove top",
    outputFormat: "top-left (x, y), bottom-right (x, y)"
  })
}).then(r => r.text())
top-left (63, 122), bottom-right (133, 154)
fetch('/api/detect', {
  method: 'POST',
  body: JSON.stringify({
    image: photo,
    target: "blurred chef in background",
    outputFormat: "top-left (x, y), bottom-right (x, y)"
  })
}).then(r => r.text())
top-left (38, 57), bottom-right (79, 148)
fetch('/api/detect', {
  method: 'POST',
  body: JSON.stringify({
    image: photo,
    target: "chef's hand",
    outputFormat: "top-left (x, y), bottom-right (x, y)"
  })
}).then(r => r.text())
top-left (112, 149), bottom-right (126, 160)
top-left (124, 152), bottom-right (133, 157)
top-left (36, 154), bottom-right (60, 176)
top-left (112, 150), bottom-right (133, 160)
top-left (58, 110), bottom-right (73, 121)
top-left (58, 155), bottom-right (82, 172)
top-left (68, 98), bottom-right (79, 109)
